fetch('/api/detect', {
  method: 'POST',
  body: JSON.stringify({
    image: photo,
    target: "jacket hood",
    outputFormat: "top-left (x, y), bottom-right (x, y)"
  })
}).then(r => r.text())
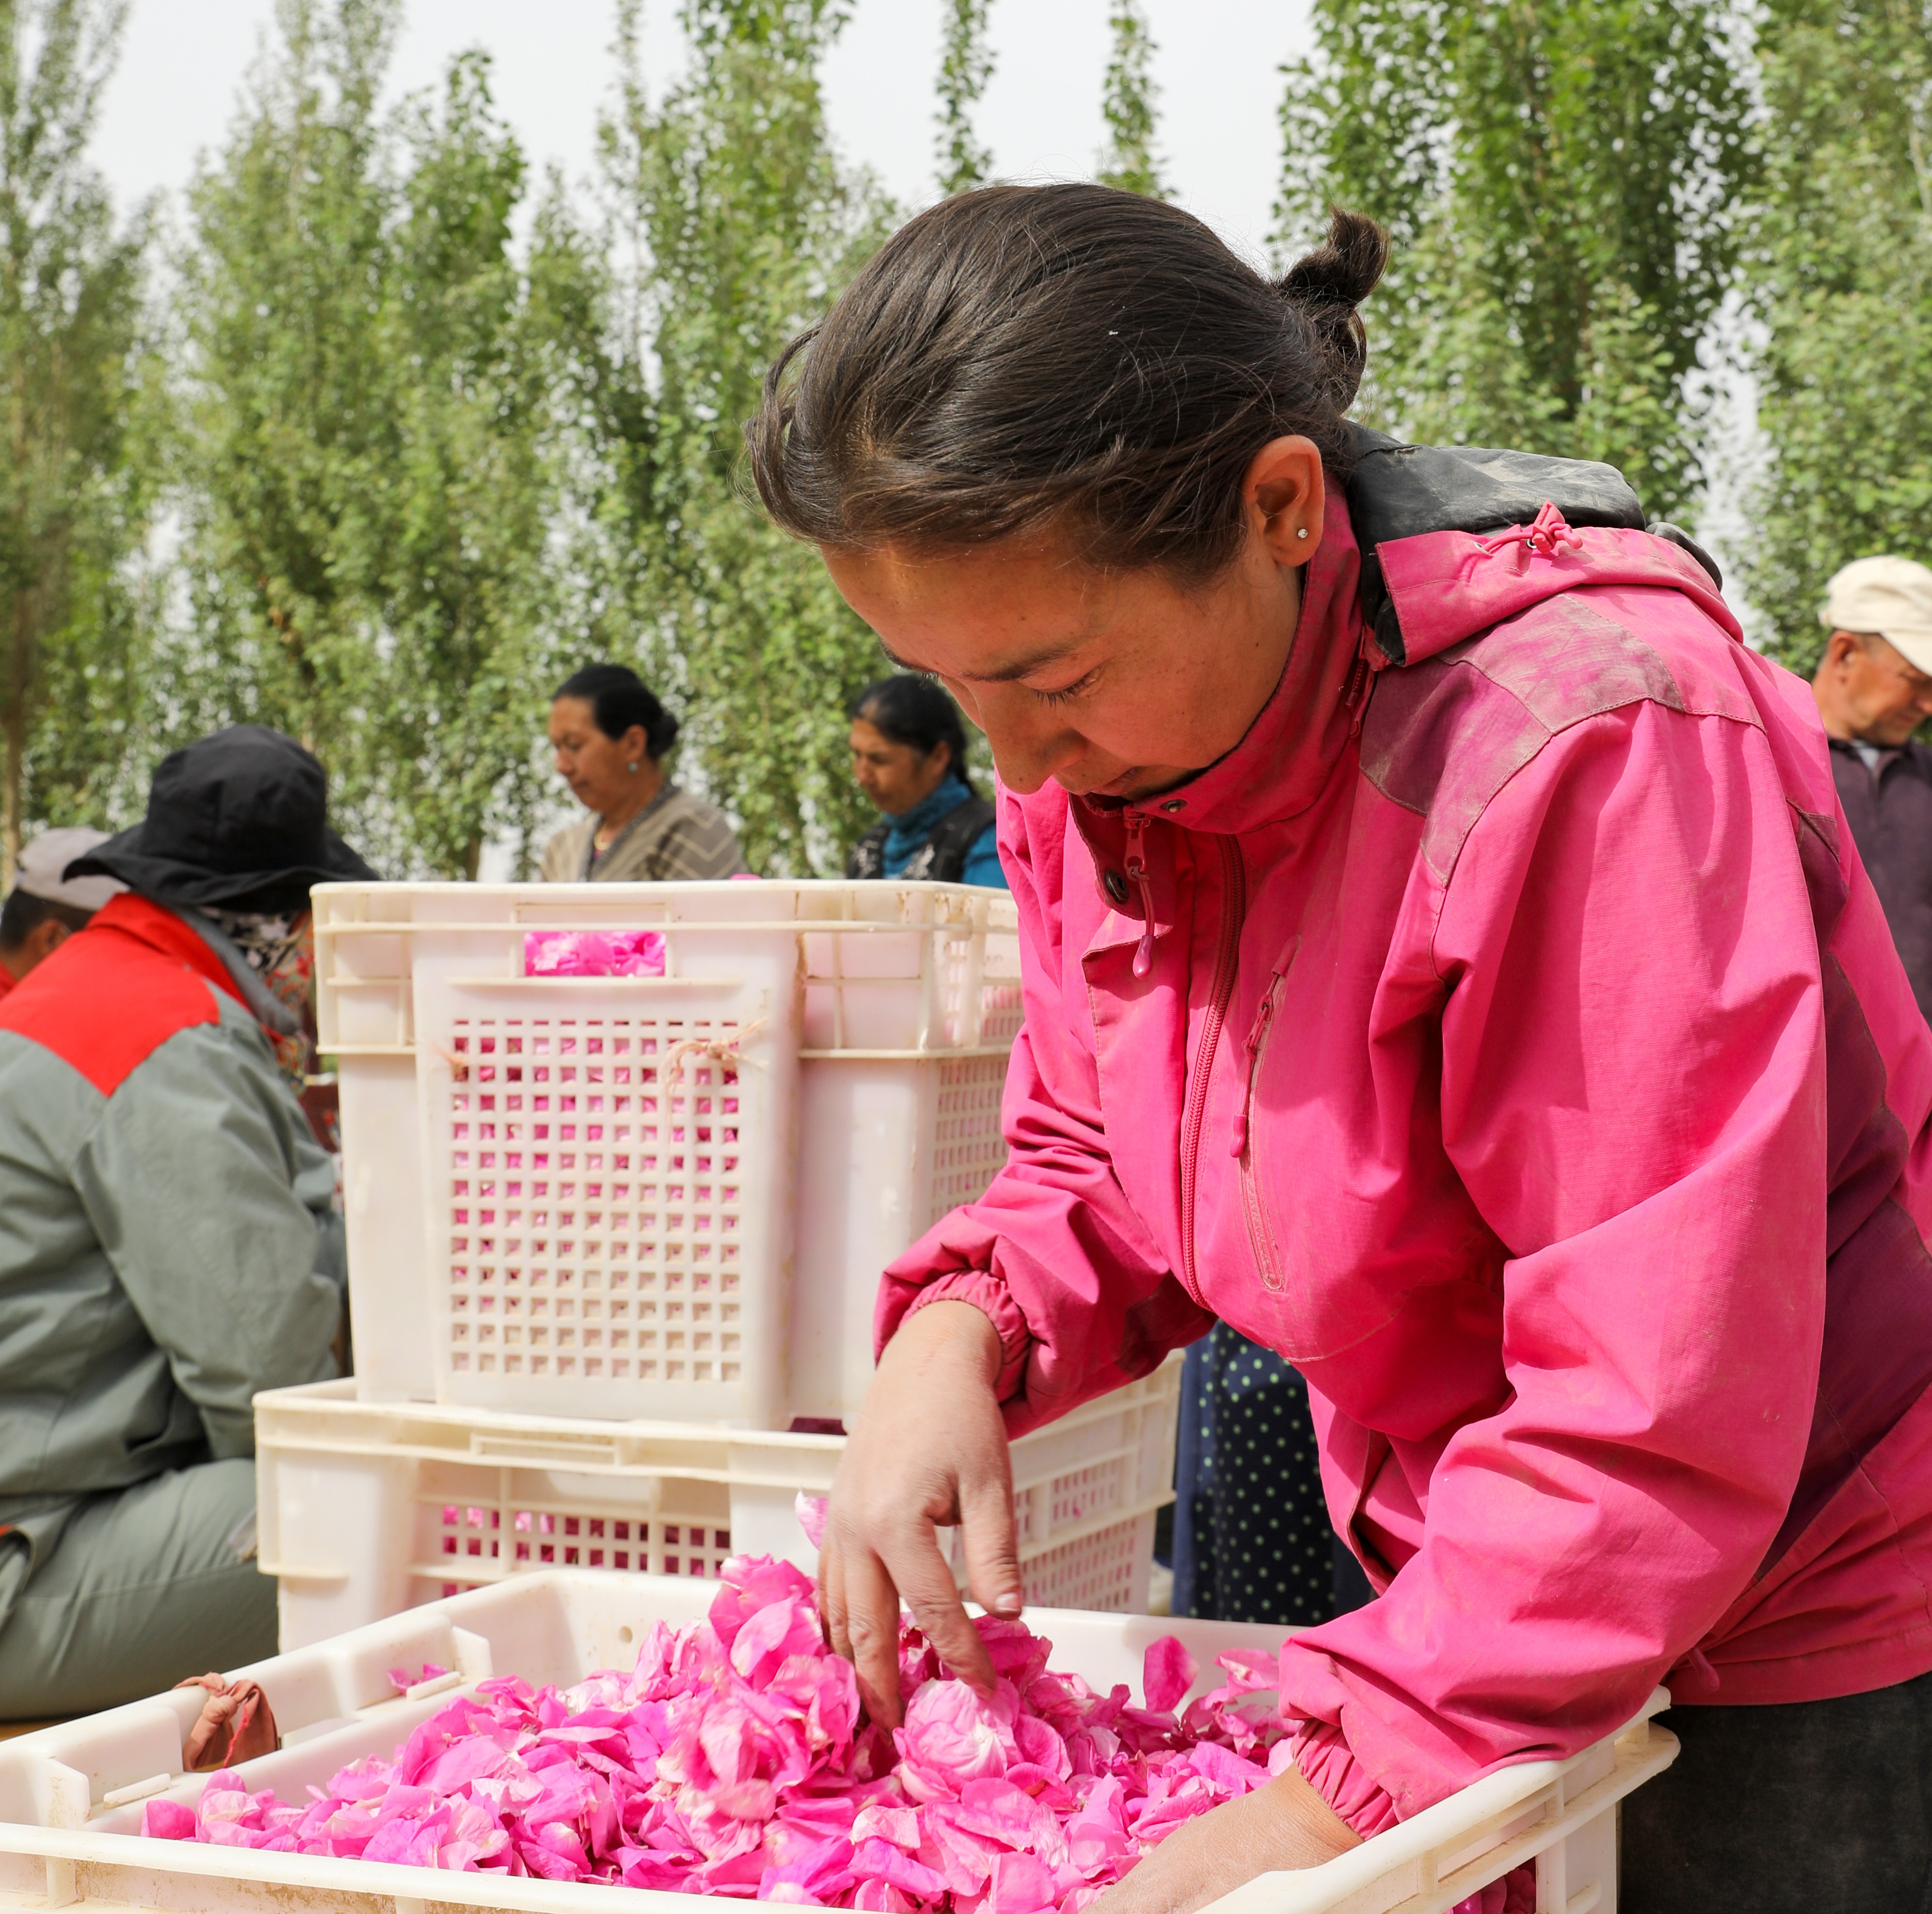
top-left (1347, 427), bottom-right (1735, 665)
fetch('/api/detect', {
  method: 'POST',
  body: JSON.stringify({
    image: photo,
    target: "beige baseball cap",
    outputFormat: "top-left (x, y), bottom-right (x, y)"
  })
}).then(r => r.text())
top-left (1821, 554), bottom-right (1932, 674)
top-left (17, 827), bottom-right (125, 913)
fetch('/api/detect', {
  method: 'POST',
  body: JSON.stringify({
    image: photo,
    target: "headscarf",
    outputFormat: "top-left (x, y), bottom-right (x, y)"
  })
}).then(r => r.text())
top-left (212, 909), bottom-right (316, 1092)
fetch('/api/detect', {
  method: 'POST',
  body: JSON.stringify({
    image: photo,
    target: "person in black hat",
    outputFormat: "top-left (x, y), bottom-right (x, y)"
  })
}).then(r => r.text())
top-left (0, 726), bottom-right (376, 1717)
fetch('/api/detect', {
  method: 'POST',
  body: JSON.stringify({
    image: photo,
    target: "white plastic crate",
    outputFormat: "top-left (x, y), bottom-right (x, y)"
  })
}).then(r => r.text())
top-left (314, 880), bottom-right (1023, 1425)
top-left (0, 1571), bottom-right (1678, 1914)
top-left (257, 1359), bottom-right (1180, 1651)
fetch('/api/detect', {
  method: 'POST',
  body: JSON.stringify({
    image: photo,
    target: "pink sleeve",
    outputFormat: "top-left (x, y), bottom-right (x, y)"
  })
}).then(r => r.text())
top-left (875, 792), bottom-right (1212, 1435)
top-left (1277, 701), bottom-right (1829, 1820)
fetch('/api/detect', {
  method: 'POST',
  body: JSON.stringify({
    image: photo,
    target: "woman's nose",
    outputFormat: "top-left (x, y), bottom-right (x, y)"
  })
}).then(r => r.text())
top-left (975, 693), bottom-right (1083, 795)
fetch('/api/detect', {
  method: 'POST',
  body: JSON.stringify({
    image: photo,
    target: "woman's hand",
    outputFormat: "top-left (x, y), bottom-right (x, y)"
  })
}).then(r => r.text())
top-left (819, 1299), bottom-right (1018, 1726)
top-left (1092, 1768), bottom-right (1359, 1914)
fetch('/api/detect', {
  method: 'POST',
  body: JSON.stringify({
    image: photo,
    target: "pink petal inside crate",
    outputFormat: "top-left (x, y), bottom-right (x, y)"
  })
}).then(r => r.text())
top-left (524, 931), bottom-right (667, 979)
top-left (795, 1492), bottom-right (829, 1549)
top-left (162, 1554), bottom-right (1292, 1908)
top-left (1141, 1637), bottom-right (1197, 1715)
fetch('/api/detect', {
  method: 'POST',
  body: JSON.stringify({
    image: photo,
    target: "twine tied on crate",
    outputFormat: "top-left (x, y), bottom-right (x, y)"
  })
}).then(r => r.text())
top-left (665, 1015), bottom-right (767, 1082)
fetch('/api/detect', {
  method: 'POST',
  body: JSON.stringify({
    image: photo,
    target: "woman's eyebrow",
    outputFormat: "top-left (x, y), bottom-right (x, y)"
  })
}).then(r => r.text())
top-left (876, 637), bottom-right (1084, 684)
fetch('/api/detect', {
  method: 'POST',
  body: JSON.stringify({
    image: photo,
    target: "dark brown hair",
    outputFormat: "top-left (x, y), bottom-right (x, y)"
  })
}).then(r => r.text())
top-left (747, 186), bottom-right (1387, 580)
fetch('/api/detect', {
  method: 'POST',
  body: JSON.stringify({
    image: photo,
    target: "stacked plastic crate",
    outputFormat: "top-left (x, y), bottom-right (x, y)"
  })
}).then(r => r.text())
top-left (258, 880), bottom-right (1180, 1650)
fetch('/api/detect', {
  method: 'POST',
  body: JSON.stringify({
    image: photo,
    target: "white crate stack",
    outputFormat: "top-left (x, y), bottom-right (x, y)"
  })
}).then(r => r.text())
top-left (287, 878), bottom-right (1180, 1640)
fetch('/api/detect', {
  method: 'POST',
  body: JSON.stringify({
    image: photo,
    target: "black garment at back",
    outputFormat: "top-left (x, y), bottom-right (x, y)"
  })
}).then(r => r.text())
top-left (1829, 737), bottom-right (1932, 1023)
top-left (846, 792), bottom-right (995, 883)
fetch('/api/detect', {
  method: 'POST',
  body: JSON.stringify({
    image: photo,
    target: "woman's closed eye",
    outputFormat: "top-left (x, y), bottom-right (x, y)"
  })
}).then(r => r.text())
top-left (1034, 669), bottom-right (1101, 708)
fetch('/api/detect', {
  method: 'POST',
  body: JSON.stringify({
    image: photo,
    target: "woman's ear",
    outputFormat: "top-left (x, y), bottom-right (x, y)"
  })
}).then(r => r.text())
top-left (1246, 435), bottom-right (1325, 566)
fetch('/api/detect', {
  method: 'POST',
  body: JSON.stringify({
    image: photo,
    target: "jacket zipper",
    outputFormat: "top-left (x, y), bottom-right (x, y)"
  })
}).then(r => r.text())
top-left (1232, 967), bottom-right (1290, 1290)
top-left (1177, 835), bottom-right (1248, 1305)
top-left (1121, 809), bottom-right (1158, 979)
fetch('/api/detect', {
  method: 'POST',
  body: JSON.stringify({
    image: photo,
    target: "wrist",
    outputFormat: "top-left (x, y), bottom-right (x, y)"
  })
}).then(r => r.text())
top-left (891, 1298), bottom-right (1003, 1387)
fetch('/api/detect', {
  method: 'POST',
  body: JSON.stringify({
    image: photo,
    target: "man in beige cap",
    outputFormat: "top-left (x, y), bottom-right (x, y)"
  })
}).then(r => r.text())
top-left (0, 827), bottom-right (123, 1002)
top-left (1812, 554), bottom-right (1932, 1018)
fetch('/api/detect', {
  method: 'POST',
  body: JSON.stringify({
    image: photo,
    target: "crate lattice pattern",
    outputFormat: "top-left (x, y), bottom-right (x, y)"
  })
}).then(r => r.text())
top-left (425, 1495), bottom-right (732, 1601)
top-left (1020, 1516), bottom-right (1151, 1613)
top-left (444, 1014), bottom-right (747, 1384)
top-left (930, 1055), bottom-right (1012, 1223)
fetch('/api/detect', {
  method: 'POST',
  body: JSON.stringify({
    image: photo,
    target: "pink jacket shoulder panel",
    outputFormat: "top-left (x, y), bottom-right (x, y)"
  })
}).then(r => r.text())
top-left (877, 490), bottom-right (1932, 1828)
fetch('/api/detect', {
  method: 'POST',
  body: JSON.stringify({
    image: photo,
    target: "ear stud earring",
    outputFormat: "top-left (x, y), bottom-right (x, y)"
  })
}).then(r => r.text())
top-left (1297, 527), bottom-right (1310, 540)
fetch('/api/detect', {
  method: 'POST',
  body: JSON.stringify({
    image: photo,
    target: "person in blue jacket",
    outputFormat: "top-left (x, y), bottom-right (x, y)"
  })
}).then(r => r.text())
top-left (844, 675), bottom-right (1007, 889)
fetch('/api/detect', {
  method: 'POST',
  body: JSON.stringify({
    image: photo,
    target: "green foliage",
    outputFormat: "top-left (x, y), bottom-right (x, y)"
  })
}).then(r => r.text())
top-left (0, 0), bottom-right (149, 876)
top-left (1743, 0), bottom-right (1932, 671)
top-left (936, 0), bottom-right (993, 196)
top-left (1279, 0), bottom-right (1753, 522)
top-left (1096, 0), bottom-right (1164, 198)
top-left (592, 0), bottom-right (897, 876)
top-left (169, 0), bottom-right (585, 876)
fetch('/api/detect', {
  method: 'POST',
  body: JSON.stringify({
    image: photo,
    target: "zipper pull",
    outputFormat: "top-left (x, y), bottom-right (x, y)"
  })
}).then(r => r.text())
top-left (1231, 971), bottom-right (1290, 1156)
top-left (1230, 986), bottom-right (1276, 1157)
top-left (1343, 649), bottom-right (1373, 735)
top-left (1122, 809), bottom-right (1157, 979)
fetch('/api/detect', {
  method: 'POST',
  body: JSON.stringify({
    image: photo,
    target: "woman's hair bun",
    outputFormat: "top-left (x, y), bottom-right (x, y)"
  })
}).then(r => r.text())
top-left (1278, 207), bottom-right (1389, 310)
top-left (1276, 208), bottom-right (1388, 409)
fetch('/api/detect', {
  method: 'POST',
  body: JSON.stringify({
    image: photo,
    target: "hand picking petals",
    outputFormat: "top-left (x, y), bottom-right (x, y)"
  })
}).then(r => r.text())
top-left (160, 1552), bottom-right (1325, 1908)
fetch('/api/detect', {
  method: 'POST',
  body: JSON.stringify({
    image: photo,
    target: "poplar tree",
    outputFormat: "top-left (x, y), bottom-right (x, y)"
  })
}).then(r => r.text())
top-left (595, 0), bottom-right (895, 875)
top-left (172, 0), bottom-right (582, 875)
top-left (1096, 1), bottom-right (1165, 198)
top-left (0, 0), bottom-right (146, 878)
top-left (1743, 0), bottom-right (1932, 666)
top-left (936, 0), bottom-right (993, 196)
top-left (1279, 0), bottom-right (1752, 522)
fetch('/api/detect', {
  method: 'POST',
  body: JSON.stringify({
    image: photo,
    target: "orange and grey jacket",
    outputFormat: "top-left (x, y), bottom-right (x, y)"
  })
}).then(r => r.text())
top-left (0, 894), bottom-right (343, 1552)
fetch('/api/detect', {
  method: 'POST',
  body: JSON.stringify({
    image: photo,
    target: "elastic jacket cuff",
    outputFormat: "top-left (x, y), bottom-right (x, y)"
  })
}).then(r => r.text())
top-left (1288, 1720), bottom-right (1401, 1839)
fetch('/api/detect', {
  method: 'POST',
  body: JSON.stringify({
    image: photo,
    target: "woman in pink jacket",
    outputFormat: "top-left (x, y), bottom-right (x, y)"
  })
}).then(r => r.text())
top-left (752, 188), bottom-right (1932, 1913)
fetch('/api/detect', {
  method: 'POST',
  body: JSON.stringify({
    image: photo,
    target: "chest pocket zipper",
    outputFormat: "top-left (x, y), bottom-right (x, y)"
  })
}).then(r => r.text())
top-left (1231, 960), bottom-right (1293, 1292)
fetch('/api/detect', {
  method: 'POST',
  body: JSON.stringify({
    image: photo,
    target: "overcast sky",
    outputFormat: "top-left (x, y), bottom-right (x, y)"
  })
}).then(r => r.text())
top-left (91, 0), bottom-right (1308, 259)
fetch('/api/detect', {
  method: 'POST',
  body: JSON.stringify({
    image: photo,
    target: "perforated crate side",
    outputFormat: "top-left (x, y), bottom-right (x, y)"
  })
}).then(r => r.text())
top-left (441, 1022), bottom-right (751, 1389)
top-left (1017, 1510), bottom-right (1156, 1613)
top-left (928, 1052), bottom-right (1011, 1224)
top-left (414, 949), bottom-right (800, 1425)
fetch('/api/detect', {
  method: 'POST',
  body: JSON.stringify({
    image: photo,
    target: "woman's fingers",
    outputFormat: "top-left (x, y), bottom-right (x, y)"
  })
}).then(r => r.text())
top-left (819, 1540), bottom-right (849, 1658)
top-left (837, 1544), bottom-right (910, 1726)
top-left (957, 1447), bottom-right (1023, 1619)
top-left (877, 1515), bottom-right (997, 1698)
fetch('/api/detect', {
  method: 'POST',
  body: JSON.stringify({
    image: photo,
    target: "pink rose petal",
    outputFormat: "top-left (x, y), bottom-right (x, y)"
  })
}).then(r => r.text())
top-left (1142, 1637), bottom-right (1197, 1715)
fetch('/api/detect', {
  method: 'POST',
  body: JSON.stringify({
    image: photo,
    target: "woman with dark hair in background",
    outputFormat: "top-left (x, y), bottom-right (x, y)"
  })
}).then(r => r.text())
top-left (751, 181), bottom-right (1932, 1912)
top-left (845, 673), bottom-right (1006, 889)
top-left (541, 664), bottom-right (748, 882)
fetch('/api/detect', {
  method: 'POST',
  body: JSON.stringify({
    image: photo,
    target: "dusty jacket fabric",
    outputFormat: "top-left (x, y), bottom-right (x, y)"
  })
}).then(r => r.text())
top-left (0, 895), bottom-right (343, 1548)
top-left (1828, 735), bottom-right (1932, 1022)
top-left (876, 479), bottom-right (1932, 1829)
top-left (540, 784), bottom-right (748, 883)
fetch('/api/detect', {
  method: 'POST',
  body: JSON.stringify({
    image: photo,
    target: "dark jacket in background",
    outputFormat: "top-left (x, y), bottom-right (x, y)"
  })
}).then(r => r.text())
top-left (1830, 735), bottom-right (1932, 1022)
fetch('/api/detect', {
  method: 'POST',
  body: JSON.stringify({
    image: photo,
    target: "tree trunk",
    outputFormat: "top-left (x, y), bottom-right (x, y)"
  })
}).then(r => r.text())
top-left (2, 595), bottom-right (24, 890)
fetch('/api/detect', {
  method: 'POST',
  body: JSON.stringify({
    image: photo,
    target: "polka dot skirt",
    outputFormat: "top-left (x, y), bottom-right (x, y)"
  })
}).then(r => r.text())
top-left (1170, 1324), bottom-right (1371, 1626)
